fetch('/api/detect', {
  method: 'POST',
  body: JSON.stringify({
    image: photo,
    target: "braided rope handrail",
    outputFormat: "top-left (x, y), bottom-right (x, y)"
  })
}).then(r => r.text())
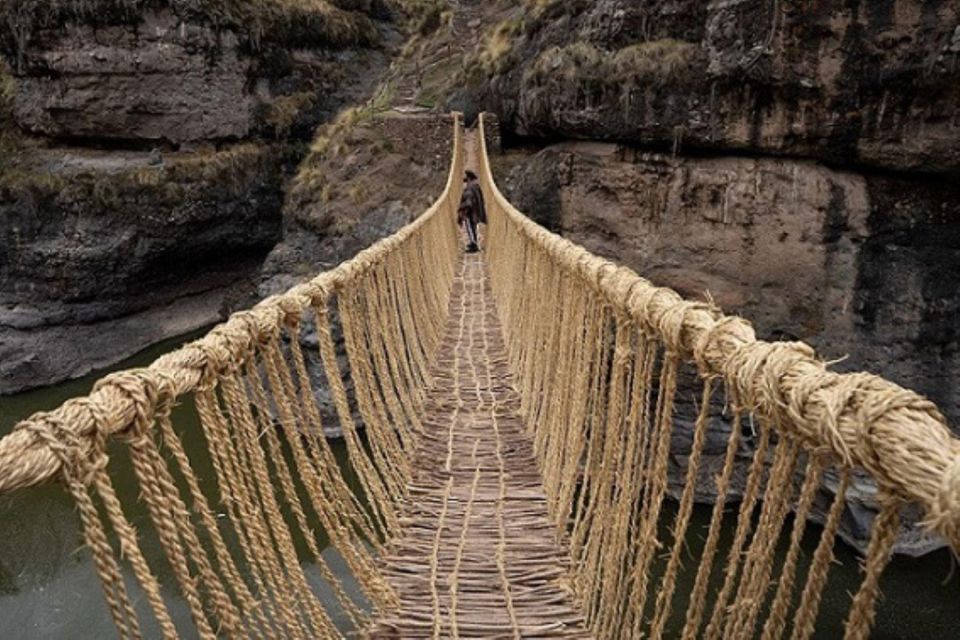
top-left (475, 112), bottom-right (960, 552)
top-left (0, 112), bottom-right (464, 496)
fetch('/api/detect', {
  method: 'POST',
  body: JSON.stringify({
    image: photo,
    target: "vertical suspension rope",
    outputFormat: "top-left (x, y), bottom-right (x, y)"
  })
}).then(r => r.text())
top-left (842, 501), bottom-right (901, 640)
top-left (760, 455), bottom-right (827, 640)
top-left (790, 468), bottom-right (851, 640)
top-left (648, 377), bottom-right (716, 638)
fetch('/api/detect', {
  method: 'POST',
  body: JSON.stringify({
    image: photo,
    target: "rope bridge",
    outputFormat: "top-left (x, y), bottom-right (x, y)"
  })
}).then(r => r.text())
top-left (0, 113), bottom-right (958, 639)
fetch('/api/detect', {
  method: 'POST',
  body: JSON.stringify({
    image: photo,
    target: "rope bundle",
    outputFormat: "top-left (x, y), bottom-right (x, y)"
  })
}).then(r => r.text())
top-left (476, 113), bottom-right (960, 639)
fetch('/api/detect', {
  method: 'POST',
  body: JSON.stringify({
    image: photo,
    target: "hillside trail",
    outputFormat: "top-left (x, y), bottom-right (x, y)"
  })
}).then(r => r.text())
top-left (392, 0), bottom-right (496, 111)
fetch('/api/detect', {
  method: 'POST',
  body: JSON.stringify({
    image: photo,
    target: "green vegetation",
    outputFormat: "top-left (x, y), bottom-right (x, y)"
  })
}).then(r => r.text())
top-left (0, 0), bottom-right (378, 59)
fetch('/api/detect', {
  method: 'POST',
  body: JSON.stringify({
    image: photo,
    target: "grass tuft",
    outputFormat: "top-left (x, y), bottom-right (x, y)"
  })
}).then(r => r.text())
top-left (0, 0), bottom-right (379, 61)
top-left (266, 91), bottom-right (317, 138)
top-left (475, 16), bottom-right (525, 74)
top-left (0, 144), bottom-right (275, 212)
top-left (527, 39), bottom-right (700, 86)
top-left (611, 40), bottom-right (699, 83)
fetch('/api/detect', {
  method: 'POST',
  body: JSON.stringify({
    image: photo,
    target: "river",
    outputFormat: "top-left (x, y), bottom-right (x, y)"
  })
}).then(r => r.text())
top-left (1, 333), bottom-right (957, 638)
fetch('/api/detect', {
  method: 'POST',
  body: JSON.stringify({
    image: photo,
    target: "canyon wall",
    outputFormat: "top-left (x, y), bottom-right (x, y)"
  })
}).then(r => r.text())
top-left (0, 0), bottom-right (392, 392)
top-left (470, 0), bottom-right (960, 553)
top-left (477, 0), bottom-right (960, 172)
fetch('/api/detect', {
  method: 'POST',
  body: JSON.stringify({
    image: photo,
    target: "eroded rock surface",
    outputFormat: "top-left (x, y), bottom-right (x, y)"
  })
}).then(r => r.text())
top-left (501, 141), bottom-right (960, 428)
top-left (477, 0), bottom-right (960, 173)
top-left (497, 141), bottom-right (960, 554)
top-left (12, 12), bottom-right (254, 143)
top-left (0, 146), bottom-right (283, 392)
top-left (0, 1), bottom-right (393, 392)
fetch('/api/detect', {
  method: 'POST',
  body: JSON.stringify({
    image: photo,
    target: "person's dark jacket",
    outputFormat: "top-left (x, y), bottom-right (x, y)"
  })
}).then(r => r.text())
top-left (458, 182), bottom-right (487, 225)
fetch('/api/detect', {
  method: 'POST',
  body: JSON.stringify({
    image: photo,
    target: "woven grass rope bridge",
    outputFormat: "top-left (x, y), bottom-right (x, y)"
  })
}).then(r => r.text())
top-left (2, 113), bottom-right (960, 639)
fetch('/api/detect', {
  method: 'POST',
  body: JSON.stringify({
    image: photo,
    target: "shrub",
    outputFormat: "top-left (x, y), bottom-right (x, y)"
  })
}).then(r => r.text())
top-left (266, 91), bottom-right (317, 138)
top-left (475, 17), bottom-right (525, 75)
top-left (526, 39), bottom-right (699, 87)
top-left (528, 41), bottom-right (602, 82)
top-left (610, 39), bottom-right (699, 84)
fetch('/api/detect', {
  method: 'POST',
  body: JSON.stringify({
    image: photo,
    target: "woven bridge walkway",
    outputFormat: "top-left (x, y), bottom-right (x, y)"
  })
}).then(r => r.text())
top-left (371, 254), bottom-right (589, 638)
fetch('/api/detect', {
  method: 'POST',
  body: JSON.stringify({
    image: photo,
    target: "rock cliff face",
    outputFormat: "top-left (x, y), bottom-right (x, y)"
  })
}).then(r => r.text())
top-left (11, 12), bottom-right (256, 143)
top-left (0, 146), bottom-right (283, 391)
top-left (4, 3), bottom-right (380, 145)
top-left (0, 0), bottom-right (392, 393)
top-left (497, 141), bottom-right (959, 554)
top-left (500, 143), bottom-right (960, 427)
top-left (477, 0), bottom-right (960, 173)
top-left (471, 0), bottom-right (960, 429)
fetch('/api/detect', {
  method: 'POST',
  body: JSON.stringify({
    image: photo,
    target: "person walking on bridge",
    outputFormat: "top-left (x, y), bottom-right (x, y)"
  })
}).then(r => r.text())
top-left (458, 170), bottom-right (486, 253)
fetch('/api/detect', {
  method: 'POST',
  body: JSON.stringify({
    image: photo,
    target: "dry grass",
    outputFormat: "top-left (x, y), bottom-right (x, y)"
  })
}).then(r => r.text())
top-left (528, 41), bottom-right (602, 82)
top-left (474, 16), bottom-right (524, 75)
top-left (266, 91), bottom-right (317, 137)
top-left (393, 0), bottom-right (448, 29)
top-left (150, 143), bottom-right (270, 184)
top-left (0, 144), bottom-right (275, 211)
top-left (412, 0), bottom-right (446, 36)
top-left (303, 83), bottom-right (392, 158)
top-left (611, 39), bottom-right (699, 83)
top-left (285, 106), bottom-right (449, 238)
top-left (523, 0), bottom-right (561, 19)
top-left (347, 182), bottom-right (367, 204)
top-left (527, 39), bottom-right (699, 86)
top-left (289, 103), bottom-right (378, 213)
top-left (0, 0), bottom-right (378, 58)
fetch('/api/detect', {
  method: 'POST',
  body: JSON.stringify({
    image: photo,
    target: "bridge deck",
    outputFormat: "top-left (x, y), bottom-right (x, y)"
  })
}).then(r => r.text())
top-left (369, 254), bottom-right (590, 638)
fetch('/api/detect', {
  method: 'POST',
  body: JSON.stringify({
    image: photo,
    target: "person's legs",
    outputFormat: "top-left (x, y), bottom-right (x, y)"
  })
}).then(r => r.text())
top-left (464, 220), bottom-right (479, 251)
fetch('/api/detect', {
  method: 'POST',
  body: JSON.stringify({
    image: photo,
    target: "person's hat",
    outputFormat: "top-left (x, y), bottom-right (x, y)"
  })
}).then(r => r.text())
top-left (464, 170), bottom-right (478, 181)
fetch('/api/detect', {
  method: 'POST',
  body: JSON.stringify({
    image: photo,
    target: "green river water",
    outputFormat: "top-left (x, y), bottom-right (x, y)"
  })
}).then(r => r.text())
top-left (1, 333), bottom-right (958, 638)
